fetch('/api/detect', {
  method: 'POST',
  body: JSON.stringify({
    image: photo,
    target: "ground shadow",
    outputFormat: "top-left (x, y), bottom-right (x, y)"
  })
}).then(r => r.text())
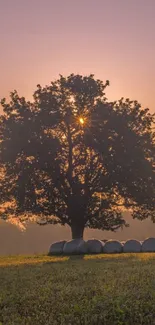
top-left (68, 254), bottom-right (84, 261)
top-left (1, 252), bottom-right (154, 269)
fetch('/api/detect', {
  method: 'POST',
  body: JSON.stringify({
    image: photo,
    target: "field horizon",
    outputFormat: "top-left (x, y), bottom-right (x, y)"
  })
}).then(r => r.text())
top-left (1, 211), bottom-right (155, 255)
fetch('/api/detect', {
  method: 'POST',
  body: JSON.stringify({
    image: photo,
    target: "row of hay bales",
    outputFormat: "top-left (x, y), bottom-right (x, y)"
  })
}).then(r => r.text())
top-left (49, 238), bottom-right (155, 255)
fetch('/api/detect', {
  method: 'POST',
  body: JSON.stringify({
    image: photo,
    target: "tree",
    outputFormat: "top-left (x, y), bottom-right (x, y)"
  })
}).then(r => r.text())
top-left (0, 74), bottom-right (155, 239)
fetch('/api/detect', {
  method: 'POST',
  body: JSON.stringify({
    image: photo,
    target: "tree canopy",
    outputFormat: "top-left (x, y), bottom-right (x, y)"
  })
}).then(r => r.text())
top-left (0, 74), bottom-right (155, 238)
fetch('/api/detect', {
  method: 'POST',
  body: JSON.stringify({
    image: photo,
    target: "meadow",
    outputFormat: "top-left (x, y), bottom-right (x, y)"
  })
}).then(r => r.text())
top-left (1, 254), bottom-right (155, 324)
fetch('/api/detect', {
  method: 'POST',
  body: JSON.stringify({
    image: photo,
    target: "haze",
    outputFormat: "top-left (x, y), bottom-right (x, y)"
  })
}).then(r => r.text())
top-left (0, 0), bottom-right (155, 254)
top-left (1, 0), bottom-right (155, 111)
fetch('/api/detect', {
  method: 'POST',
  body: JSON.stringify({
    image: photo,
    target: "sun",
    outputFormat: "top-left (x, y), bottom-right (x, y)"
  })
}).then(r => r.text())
top-left (79, 117), bottom-right (85, 125)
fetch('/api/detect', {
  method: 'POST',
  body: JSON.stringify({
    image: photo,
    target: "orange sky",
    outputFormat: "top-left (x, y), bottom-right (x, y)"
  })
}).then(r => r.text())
top-left (0, 0), bottom-right (155, 113)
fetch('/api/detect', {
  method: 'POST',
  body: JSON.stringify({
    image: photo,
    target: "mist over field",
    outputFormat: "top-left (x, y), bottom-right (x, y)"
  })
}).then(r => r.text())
top-left (0, 212), bottom-right (155, 255)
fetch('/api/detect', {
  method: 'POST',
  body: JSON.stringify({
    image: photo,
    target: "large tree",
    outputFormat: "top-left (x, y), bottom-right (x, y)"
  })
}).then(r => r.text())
top-left (0, 74), bottom-right (155, 239)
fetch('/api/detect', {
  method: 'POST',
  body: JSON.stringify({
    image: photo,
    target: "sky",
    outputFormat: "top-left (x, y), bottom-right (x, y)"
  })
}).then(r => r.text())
top-left (0, 0), bottom-right (155, 251)
top-left (0, 0), bottom-right (155, 113)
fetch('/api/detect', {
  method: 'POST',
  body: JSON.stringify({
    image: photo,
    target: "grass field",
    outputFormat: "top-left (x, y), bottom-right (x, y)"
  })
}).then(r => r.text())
top-left (1, 254), bottom-right (155, 325)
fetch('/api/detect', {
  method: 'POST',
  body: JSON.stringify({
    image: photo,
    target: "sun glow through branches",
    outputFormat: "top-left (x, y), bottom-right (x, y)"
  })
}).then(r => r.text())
top-left (79, 117), bottom-right (85, 125)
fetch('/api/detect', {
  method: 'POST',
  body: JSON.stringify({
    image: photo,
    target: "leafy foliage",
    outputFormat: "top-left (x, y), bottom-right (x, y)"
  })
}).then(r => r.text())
top-left (0, 75), bottom-right (155, 238)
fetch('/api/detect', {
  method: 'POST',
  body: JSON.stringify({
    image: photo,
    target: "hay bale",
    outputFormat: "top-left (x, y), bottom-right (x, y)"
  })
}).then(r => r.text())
top-left (86, 239), bottom-right (104, 254)
top-left (142, 238), bottom-right (155, 252)
top-left (123, 239), bottom-right (141, 253)
top-left (63, 239), bottom-right (87, 255)
top-left (121, 241), bottom-right (125, 246)
top-left (49, 240), bottom-right (66, 255)
top-left (103, 240), bottom-right (123, 253)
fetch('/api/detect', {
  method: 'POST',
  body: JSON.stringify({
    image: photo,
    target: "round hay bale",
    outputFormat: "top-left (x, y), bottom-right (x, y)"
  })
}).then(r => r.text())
top-left (63, 239), bottom-right (87, 255)
top-left (123, 239), bottom-right (141, 253)
top-left (103, 240), bottom-right (123, 253)
top-left (121, 241), bottom-right (125, 246)
top-left (142, 238), bottom-right (155, 252)
top-left (86, 239), bottom-right (104, 254)
top-left (48, 240), bottom-right (66, 255)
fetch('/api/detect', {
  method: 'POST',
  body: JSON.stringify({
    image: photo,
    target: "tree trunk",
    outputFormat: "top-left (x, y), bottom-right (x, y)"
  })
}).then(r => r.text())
top-left (71, 222), bottom-right (85, 239)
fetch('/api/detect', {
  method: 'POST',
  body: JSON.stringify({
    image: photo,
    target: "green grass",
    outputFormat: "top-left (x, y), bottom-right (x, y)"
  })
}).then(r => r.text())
top-left (1, 254), bottom-right (155, 325)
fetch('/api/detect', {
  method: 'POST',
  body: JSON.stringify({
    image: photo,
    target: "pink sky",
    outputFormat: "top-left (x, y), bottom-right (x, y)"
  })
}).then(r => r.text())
top-left (0, 0), bottom-right (155, 112)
